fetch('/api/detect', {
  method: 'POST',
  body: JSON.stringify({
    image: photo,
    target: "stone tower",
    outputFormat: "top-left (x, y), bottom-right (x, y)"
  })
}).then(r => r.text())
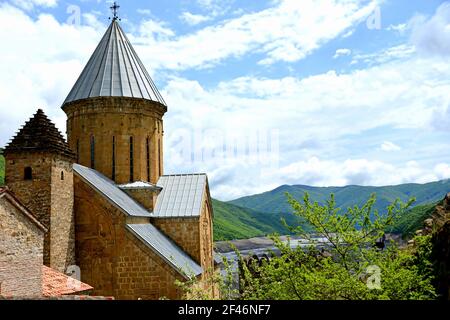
top-left (62, 19), bottom-right (167, 185)
top-left (3, 109), bottom-right (76, 272)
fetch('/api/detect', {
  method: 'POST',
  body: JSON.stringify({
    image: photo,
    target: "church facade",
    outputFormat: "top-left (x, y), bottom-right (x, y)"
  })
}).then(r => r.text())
top-left (1, 18), bottom-right (215, 300)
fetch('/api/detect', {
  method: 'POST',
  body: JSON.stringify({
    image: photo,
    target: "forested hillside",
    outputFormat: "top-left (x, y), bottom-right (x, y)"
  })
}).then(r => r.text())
top-left (229, 181), bottom-right (450, 215)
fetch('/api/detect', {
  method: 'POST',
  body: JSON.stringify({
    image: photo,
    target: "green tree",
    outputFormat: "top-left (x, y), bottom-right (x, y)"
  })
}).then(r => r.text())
top-left (238, 193), bottom-right (437, 300)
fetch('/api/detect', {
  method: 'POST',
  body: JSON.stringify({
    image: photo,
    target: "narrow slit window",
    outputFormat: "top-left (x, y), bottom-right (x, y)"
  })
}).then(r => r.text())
top-left (61, 171), bottom-right (64, 180)
top-left (158, 138), bottom-right (162, 177)
top-left (90, 135), bottom-right (95, 169)
top-left (24, 167), bottom-right (32, 180)
top-left (112, 136), bottom-right (116, 181)
top-left (129, 136), bottom-right (134, 182)
top-left (76, 139), bottom-right (80, 163)
top-left (146, 137), bottom-right (150, 182)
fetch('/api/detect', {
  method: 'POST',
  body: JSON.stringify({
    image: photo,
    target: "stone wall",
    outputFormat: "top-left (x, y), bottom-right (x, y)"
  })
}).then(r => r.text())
top-left (74, 175), bottom-right (184, 300)
top-left (152, 217), bottom-right (201, 265)
top-left (152, 190), bottom-right (214, 284)
top-left (121, 188), bottom-right (158, 212)
top-left (200, 198), bottom-right (214, 276)
top-left (4, 152), bottom-right (75, 272)
top-left (5, 152), bottom-right (52, 265)
top-left (0, 195), bottom-right (44, 297)
top-left (151, 193), bottom-right (215, 276)
top-left (50, 158), bottom-right (76, 272)
top-left (63, 97), bottom-right (166, 185)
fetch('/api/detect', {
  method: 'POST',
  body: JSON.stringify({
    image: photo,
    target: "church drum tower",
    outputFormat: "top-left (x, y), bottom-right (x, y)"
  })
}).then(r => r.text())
top-left (62, 19), bottom-right (167, 185)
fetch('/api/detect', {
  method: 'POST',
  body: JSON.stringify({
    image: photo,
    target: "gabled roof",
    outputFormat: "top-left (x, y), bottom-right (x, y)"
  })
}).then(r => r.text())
top-left (127, 224), bottom-right (202, 278)
top-left (73, 164), bottom-right (151, 218)
top-left (3, 109), bottom-right (75, 159)
top-left (72, 164), bottom-right (201, 278)
top-left (63, 20), bottom-right (166, 106)
top-left (0, 187), bottom-right (47, 232)
top-left (153, 174), bottom-right (207, 218)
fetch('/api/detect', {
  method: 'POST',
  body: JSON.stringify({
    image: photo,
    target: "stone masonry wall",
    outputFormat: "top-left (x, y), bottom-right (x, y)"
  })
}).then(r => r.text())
top-left (0, 196), bottom-right (44, 297)
top-left (5, 152), bottom-right (52, 265)
top-left (122, 188), bottom-right (156, 212)
top-left (74, 175), bottom-right (184, 299)
top-left (50, 158), bottom-right (76, 272)
top-left (199, 198), bottom-right (214, 276)
top-left (151, 190), bottom-right (215, 276)
top-left (152, 217), bottom-right (201, 266)
top-left (64, 97), bottom-right (166, 185)
top-left (5, 152), bottom-right (75, 272)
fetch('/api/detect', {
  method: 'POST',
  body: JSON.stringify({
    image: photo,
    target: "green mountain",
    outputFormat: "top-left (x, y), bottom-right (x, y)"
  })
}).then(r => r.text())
top-left (212, 199), bottom-right (298, 241)
top-left (391, 202), bottom-right (438, 238)
top-left (229, 181), bottom-right (450, 216)
top-left (213, 181), bottom-right (450, 240)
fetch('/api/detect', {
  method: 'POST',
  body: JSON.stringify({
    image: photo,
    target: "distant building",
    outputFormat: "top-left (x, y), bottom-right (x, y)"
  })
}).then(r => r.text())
top-left (1, 17), bottom-right (215, 300)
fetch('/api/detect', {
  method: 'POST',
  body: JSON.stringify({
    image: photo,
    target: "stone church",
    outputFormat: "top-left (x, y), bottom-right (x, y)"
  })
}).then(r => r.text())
top-left (0, 16), bottom-right (215, 300)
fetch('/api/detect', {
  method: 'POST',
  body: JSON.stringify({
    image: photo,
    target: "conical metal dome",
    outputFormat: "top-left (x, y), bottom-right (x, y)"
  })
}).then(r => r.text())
top-left (63, 20), bottom-right (166, 106)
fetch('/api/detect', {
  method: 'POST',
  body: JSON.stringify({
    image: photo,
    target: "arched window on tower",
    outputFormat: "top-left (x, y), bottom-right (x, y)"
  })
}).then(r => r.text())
top-left (146, 137), bottom-right (150, 182)
top-left (24, 167), bottom-right (32, 180)
top-left (129, 136), bottom-right (134, 182)
top-left (112, 136), bottom-right (116, 181)
top-left (90, 135), bottom-right (95, 169)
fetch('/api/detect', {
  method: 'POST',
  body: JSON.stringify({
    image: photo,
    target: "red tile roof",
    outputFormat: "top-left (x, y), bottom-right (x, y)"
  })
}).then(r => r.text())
top-left (42, 266), bottom-right (93, 296)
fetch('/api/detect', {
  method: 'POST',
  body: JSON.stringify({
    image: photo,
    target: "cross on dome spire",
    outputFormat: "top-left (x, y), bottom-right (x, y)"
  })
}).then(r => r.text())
top-left (110, 1), bottom-right (120, 21)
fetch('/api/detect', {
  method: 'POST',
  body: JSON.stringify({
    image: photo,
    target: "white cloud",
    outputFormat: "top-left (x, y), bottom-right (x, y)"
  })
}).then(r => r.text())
top-left (351, 44), bottom-right (416, 65)
top-left (160, 50), bottom-right (450, 198)
top-left (138, 19), bottom-right (175, 41)
top-left (432, 103), bottom-right (450, 132)
top-left (196, 0), bottom-right (234, 16)
top-left (264, 158), bottom-right (443, 187)
top-left (137, 9), bottom-right (151, 16)
top-left (133, 0), bottom-right (378, 70)
top-left (11, 0), bottom-right (57, 11)
top-left (204, 157), bottom-right (450, 200)
top-left (1, 1), bottom-right (449, 200)
top-left (434, 163), bottom-right (450, 180)
top-left (82, 12), bottom-right (105, 30)
top-left (411, 2), bottom-right (450, 57)
top-left (380, 141), bottom-right (401, 152)
top-left (180, 12), bottom-right (211, 26)
top-left (386, 23), bottom-right (408, 34)
top-left (333, 48), bottom-right (351, 59)
top-left (0, 4), bottom-right (102, 145)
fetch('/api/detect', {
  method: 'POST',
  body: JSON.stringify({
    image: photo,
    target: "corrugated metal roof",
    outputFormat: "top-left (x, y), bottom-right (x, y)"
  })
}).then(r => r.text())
top-left (73, 164), bottom-right (202, 278)
top-left (63, 20), bottom-right (166, 106)
top-left (154, 174), bottom-right (207, 218)
top-left (127, 224), bottom-right (202, 278)
top-left (73, 164), bottom-right (151, 217)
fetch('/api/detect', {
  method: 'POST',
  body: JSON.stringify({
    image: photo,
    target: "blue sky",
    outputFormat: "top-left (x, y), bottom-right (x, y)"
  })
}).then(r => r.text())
top-left (0, 0), bottom-right (450, 200)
